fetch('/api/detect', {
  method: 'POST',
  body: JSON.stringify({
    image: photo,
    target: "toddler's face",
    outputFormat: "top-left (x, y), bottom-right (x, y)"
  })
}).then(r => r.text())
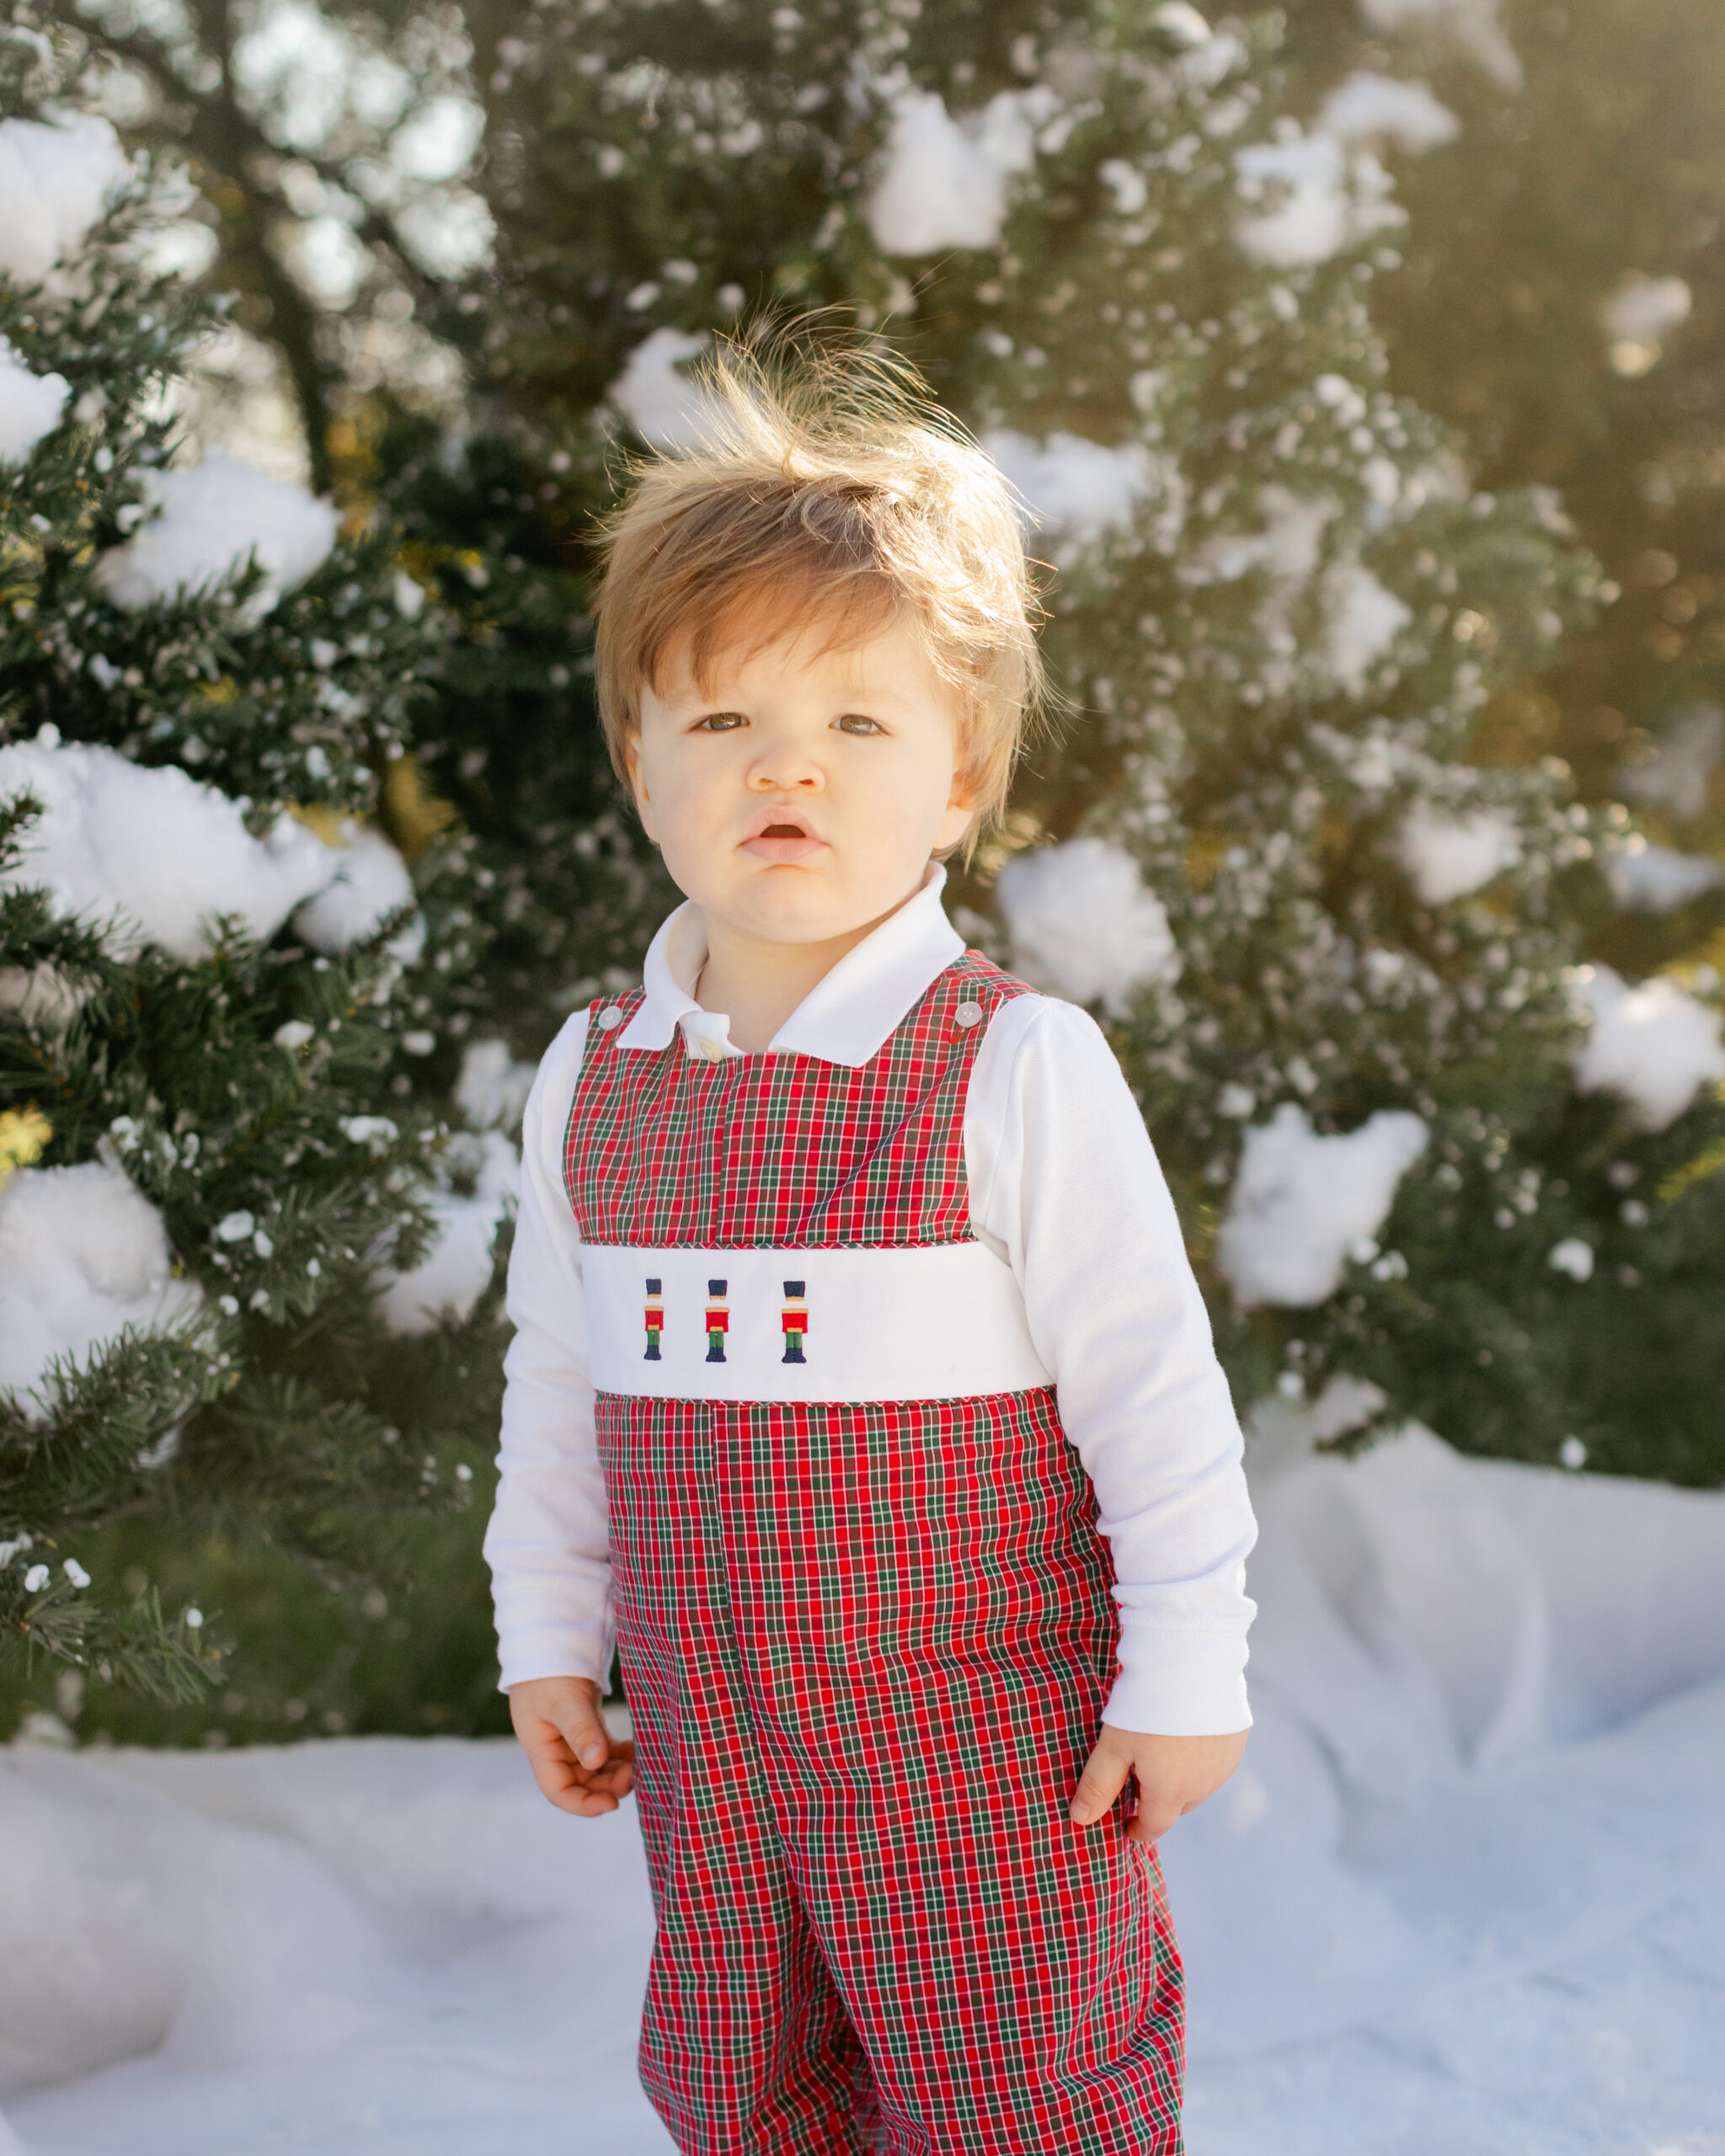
top-left (627, 612), bottom-right (975, 948)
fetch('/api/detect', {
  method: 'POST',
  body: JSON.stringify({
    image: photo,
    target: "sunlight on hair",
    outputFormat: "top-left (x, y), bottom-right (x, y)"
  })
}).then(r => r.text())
top-left (592, 322), bottom-right (1052, 851)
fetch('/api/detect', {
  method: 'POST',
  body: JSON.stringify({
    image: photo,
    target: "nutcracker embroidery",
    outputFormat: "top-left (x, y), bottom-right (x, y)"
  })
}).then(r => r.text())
top-left (704, 1278), bottom-right (729, 1364)
top-left (780, 1279), bottom-right (808, 1364)
top-left (643, 1277), bottom-right (663, 1362)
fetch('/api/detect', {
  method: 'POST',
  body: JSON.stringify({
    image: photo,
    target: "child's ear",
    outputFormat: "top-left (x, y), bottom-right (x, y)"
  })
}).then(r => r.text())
top-left (622, 735), bottom-right (658, 838)
top-left (935, 775), bottom-right (976, 855)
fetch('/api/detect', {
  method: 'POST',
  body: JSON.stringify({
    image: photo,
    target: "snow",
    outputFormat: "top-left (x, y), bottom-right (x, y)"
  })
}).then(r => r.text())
top-left (1234, 131), bottom-right (1402, 270)
top-left (1573, 964), bottom-right (1725, 1134)
top-left (1546, 1236), bottom-right (1594, 1283)
top-left (995, 835), bottom-right (1181, 1016)
top-left (377, 1130), bottom-right (517, 1336)
top-left (1216, 1102), bottom-right (1429, 1308)
top-left (0, 1161), bottom-right (201, 1411)
top-left (982, 430), bottom-right (1182, 551)
top-left (3, 1424), bottom-right (1722, 2155)
top-left (0, 963), bottom-right (84, 1038)
top-left (1357, 0), bottom-right (1524, 93)
top-left (0, 339), bottom-right (68, 464)
top-left (1619, 703), bottom-right (1722, 824)
top-left (1323, 560), bottom-right (1412, 692)
top-left (1316, 72), bottom-right (1460, 152)
top-left (865, 88), bottom-right (1042, 257)
top-left (607, 328), bottom-right (720, 455)
top-left (290, 823), bottom-right (415, 955)
top-left (1608, 838), bottom-right (1723, 911)
top-left (1599, 273), bottom-right (1692, 347)
top-left (92, 459), bottom-right (339, 615)
top-left (455, 1040), bottom-right (537, 1136)
top-left (1197, 484), bottom-right (1336, 586)
top-left (0, 739), bottom-right (336, 963)
top-left (0, 115), bottom-right (132, 286)
top-left (1395, 801), bottom-right (1523, 904)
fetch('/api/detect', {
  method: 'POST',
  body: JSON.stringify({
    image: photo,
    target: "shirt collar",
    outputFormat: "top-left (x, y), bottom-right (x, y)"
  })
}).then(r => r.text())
top-left (618, 863), bottom-right (964, 1068)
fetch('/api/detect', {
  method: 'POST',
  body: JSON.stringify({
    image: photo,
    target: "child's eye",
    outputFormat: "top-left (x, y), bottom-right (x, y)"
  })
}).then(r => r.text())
top-left (833, 712), bottom-right (884, 735)
top-left (693, 711), bottom-right (748, 733)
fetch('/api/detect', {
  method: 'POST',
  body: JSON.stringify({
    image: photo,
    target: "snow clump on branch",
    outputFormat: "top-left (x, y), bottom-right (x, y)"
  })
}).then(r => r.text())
top-left (0, 738), bottom-right (335, 962)
top-left (1216, 1103), bottom-right (1429, 1308)
top-left (92, 458), bottom-right (339, 616)
top-left (1608, 841), bottom-right (1723, 913)
top-left (378, 1130), bottom-right (518, 1335)
top-left (866, 87), bottom-right (1048, 257)
top-left (1573, 967), bottom-right (1725, 1133)
top-left (0, 114), bottom-right (132, 286)
top-left (0, 338), bottom-right (69, 464)
top-left (1324, 561), bottom-right (1413, 694)
top-left (290, 822), bottom-right (419, 957)
top-left (1395, 803), bottom-right (1523, 905)
top-left (456, 1039), bottom-right (537, 1136)
top-left (0, 1161), bottom-right (202, 1412)
top-left (983, 431), bottom-right (1185, 554)
top-left (996, 836), bottom-right (1181, 1016)
top-left (1234, 131), bottom-right (1403, 270)
top-left (1316, 73), bottom-right (1461, 152)
top-left (609, 328), bottom-right (721, 455)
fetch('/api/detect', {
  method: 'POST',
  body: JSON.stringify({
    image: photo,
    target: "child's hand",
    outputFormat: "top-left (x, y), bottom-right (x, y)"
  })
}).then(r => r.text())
top-left (1069, 1725), bottom-right (1248, 1844)
top-left (508, 1675), bottom-right (636, 1817)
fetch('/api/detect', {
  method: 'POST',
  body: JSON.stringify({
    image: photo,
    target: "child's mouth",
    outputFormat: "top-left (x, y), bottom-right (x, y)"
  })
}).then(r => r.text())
top-left (741, 816), bottom-right (826, 863)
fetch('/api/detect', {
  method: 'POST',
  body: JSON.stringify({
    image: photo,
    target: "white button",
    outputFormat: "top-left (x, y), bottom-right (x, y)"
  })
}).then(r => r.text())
top-left (701, 1038), bottom-right (726, 1062)
top-left (953, 1001), bottom-right (982, 1030)
top-left (596, 1006), bottom-right (622, 1031)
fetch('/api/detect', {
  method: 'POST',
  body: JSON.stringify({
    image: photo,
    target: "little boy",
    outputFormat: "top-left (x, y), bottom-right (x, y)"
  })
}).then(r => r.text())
top-left (485, 344), bottom-right (1257, 2155)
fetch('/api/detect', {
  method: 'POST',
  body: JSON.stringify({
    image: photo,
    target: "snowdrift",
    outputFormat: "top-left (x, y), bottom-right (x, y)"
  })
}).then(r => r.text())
top-left (3, 1428), bottom-right (1722, 2156)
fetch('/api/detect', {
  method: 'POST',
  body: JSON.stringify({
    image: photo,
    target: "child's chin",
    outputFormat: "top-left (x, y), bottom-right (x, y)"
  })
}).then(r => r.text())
top-left (732, 886), bottom-right (872, 942)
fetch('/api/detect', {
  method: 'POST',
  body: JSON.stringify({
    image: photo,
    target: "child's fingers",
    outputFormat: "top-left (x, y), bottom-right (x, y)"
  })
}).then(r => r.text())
top-left (553, 1685), bottom-right (615, 1773)
top-left (1125, 1785), bottom-right (1186, 1844)
top-left (1068, 1734), bottom-right (1131, 1827)
top-left (523, 1729), bottom-right (636, 1815)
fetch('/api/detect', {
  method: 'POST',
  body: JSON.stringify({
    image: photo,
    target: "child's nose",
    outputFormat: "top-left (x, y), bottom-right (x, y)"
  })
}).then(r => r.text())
top-left (748, 739), bottom-right (824, 791)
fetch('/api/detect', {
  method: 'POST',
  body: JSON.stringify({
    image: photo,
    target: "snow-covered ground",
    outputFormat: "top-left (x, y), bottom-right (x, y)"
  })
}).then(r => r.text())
top-left (3, 1428), bottom-right (1722, 2156)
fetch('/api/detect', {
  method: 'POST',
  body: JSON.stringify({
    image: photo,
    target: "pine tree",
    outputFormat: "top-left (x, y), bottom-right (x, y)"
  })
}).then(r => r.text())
top-left (1276, 0), bottom-right (1725, 1479)
top-left (464, 0), bottom-right (1722, 1484)
top-left (0, 25), bottom-right (512, 1726)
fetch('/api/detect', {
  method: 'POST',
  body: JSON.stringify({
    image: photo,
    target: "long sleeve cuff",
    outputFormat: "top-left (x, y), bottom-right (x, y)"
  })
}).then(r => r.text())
top-left (494, 1609), bottom-right (613, 1693)
top-left (1103, 1619), bottom-right (1253, 1736)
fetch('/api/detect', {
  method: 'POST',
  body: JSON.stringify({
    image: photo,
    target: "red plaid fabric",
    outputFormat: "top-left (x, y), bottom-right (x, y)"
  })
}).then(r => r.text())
top-left (565, 956), bottom-right (1023, 1248)
top-left (567, 961), bottom-right (1185, 2154)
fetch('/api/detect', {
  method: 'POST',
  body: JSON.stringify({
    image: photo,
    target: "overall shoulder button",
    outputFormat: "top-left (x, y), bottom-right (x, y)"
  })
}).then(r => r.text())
top-left (953, 1001), bottom-right (983, 1030)
top-left (596, 1006), bottom-right (622, 1032)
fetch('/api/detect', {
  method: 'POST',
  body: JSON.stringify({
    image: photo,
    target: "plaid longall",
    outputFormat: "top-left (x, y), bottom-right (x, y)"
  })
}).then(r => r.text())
top-left (567, 958), bottom-right (1185, 2153)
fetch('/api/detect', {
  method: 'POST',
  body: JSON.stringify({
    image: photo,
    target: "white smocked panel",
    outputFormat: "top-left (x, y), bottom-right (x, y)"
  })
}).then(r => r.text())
top-left (582, 1241), bottom-right (1052, 1403)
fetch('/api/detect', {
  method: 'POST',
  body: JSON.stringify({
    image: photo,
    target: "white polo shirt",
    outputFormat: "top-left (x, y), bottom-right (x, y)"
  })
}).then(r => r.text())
top-left (484, 867), bottom-right (1258, 1735)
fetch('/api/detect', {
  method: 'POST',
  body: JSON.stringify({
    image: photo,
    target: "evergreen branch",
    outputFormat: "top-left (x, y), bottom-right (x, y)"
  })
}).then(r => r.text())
top-left (2, 1572), bottom-right (216, 1704)
top-left (0, 1330), bottom-right (216, 1540)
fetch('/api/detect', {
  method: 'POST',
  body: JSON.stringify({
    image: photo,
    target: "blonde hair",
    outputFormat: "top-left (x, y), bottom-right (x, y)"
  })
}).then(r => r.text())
top-left (590, 327), bottom-right (1048, 851)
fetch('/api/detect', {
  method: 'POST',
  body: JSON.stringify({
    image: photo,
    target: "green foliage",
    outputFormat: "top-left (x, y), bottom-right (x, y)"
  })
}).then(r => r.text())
top-left (460, 0), bottom-right (1719, 1486)
top-left (0, 29), bottom-right (509, 1727)
top-left (10, 0), bottom-right (1725, 1754)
